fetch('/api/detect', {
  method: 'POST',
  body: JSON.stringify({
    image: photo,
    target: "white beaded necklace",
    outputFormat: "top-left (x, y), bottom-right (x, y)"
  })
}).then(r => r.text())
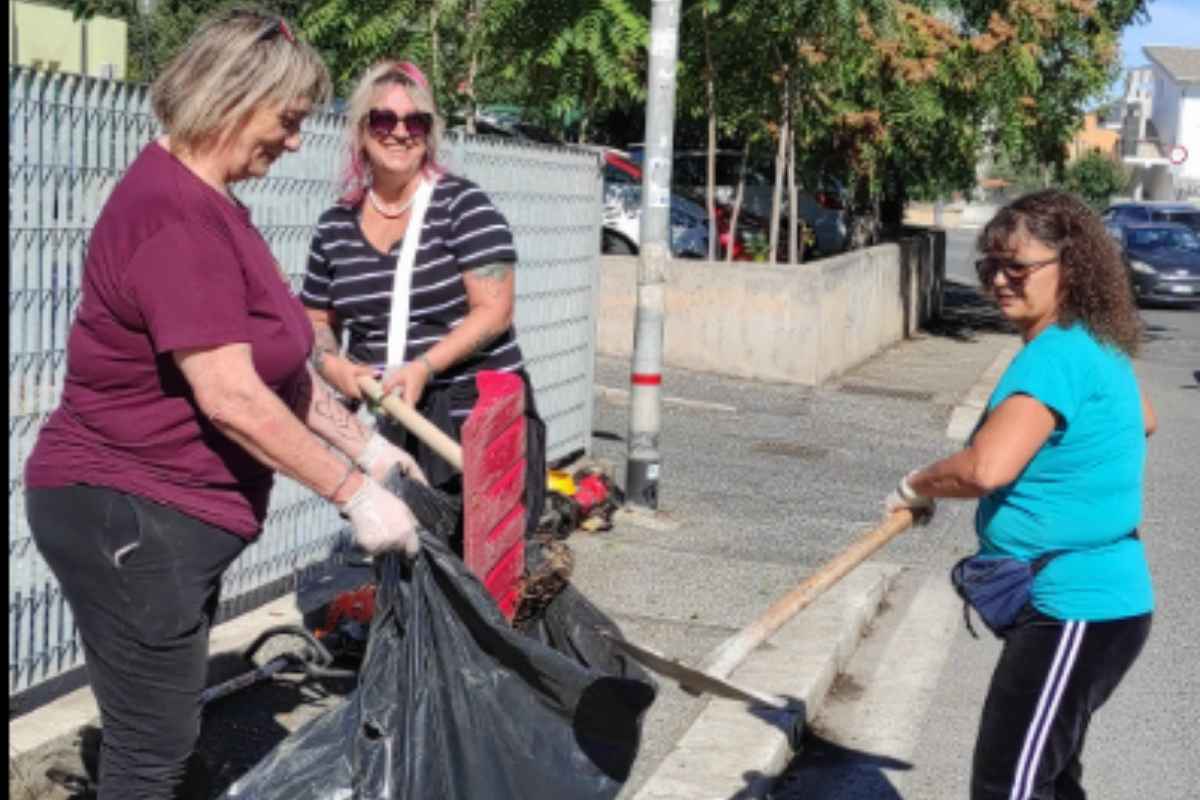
top-left (368, 187), bottom-right (416, 219)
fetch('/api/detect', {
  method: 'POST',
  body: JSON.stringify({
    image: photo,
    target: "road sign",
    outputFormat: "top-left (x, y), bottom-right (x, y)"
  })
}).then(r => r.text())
top-left (1169, 144), bottom-right (1188, 165)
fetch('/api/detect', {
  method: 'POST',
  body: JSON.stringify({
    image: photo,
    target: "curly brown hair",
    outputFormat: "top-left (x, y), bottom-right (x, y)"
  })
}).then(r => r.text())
top-left (977, 189), bottom-right (1142, 356)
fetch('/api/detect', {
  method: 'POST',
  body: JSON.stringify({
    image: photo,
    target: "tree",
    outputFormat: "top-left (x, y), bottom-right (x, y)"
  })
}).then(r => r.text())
top-left (1063, 150), bottom-right (1128, 209)
top-left (481, 0), bottom-right (648, 141)
top-left (299, 0), bottom-right (449, 96)
top-left (950, 0), bottom-right (1150, 182)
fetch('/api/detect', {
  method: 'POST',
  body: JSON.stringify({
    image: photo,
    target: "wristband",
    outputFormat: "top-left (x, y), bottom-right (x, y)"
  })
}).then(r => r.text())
top-left (329, 462), bottom-right (358, 505)
top-left (897, 475), bottom-right (925, 504)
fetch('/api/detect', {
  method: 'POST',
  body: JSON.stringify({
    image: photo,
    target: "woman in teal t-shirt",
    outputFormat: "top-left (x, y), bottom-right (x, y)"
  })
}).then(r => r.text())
top-left (885, 189), bottom-right (1156, 800)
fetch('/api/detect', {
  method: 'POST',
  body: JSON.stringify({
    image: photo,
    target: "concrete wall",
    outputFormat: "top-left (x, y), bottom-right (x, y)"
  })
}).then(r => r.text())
top-left (598, 235), bottom-right (941, 386)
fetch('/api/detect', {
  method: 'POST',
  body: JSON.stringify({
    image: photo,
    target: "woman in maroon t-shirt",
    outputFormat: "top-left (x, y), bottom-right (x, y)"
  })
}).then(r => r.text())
top-left (23, 11), bottom-right (423, 799)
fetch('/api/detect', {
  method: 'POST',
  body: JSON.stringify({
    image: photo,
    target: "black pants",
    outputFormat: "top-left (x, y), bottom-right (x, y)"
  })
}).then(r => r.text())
top-left (971, 609), bottom-right (1152, 800)
top-left (26, 485), bottom-right (247, 800)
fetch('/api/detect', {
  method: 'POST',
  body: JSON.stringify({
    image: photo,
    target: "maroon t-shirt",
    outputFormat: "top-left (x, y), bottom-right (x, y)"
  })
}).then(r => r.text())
top-left (24, 142), bottom-right (315, 539)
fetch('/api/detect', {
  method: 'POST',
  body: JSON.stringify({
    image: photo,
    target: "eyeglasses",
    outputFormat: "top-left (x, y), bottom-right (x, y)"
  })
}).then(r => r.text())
top-left (255, 17), bottom-right (296, 46)
top-left (366, 109), bottom-right (433, 142)
top-left (975, 254), bottom-right (1058, 284)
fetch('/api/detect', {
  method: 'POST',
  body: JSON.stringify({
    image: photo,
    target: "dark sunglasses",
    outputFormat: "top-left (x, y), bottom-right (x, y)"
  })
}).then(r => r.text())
top-left (975, 254), bottom-right (1057, 284)
top-left (255, 17), bottom-right (296, 46)
top-left (366, 109), bottom-right (433, 141)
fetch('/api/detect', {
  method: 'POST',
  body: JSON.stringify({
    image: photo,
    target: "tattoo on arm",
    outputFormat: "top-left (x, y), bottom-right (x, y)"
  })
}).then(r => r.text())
top-left (467, 263), bottom-right (512, 353)
top-left (468, 262), bottom-right (513, 281)
top-left (310, 323), bottom-right (340, 375)
top-left (297, 364), bottom-right (368, 447)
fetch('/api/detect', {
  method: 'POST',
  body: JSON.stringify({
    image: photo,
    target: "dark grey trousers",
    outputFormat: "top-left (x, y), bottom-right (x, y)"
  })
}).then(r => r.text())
top-left (27, 484), bottom-right (247, 800)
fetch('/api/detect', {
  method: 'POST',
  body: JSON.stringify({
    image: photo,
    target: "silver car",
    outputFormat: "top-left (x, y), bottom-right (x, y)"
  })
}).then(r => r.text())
top-left (601, 152), bottom-right (708, 259)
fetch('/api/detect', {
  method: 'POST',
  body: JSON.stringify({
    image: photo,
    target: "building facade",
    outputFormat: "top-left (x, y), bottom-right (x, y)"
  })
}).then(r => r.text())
top-left (1122, 47), bottom-right (1200, 200)
top-left (1068, 112), bottom-right (1121, 163)
top-left (8, 0), bottom-right (127, 79)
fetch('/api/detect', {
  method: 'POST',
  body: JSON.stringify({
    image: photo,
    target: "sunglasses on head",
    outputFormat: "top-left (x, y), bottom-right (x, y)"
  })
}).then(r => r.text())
top-left (975, 254), bottom-right (1057, 284)
top-left (255, 17), bottom-right (296, 46)
top-left (366, 109), bottom-right (433, 141)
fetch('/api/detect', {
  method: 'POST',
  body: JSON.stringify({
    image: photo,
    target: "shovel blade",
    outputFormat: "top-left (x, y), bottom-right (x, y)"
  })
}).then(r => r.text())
top-left (601, 631), bottom-right (787, 709)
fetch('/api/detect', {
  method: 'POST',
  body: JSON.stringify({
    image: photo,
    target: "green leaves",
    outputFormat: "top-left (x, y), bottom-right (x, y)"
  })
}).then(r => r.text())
top-left (1064, 150), bottom-right (1129, 210)
top-left (52, 0), bottom-right (1150, 207)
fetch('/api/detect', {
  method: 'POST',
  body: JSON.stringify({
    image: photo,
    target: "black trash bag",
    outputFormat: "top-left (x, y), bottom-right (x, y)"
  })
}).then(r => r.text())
top-left (221, 474), bottom-right (656, 800)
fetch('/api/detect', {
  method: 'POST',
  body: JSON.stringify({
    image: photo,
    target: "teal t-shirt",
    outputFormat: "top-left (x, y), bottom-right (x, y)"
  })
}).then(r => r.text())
top-left (972, 323), bottom-right (1153, 621)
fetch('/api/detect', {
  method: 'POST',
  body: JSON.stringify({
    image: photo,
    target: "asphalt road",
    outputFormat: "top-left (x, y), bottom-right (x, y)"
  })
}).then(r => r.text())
top-left (774, 297), bottom-right (1200, 796)
top-left (945, 226), bottom-right (981, 286)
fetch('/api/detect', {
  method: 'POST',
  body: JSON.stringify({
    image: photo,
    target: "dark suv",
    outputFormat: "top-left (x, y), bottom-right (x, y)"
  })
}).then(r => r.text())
top-left (1102, 202), bottom-right (1200, 232)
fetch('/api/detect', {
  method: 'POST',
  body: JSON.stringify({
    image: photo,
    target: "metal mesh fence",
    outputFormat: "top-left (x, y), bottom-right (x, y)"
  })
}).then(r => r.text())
top-left (8, 66), bottom-right (601, 697)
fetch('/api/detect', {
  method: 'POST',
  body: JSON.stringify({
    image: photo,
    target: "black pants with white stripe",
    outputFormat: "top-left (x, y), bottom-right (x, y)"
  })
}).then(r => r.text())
top-left (971, 608), bottom-right (1152, 800)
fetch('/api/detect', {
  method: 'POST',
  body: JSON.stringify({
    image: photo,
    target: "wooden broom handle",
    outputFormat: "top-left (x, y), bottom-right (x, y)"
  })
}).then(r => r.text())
top-left (357, 375), bottom-right (464, 473)
top-left (698, 509), bottom-right (915, 679)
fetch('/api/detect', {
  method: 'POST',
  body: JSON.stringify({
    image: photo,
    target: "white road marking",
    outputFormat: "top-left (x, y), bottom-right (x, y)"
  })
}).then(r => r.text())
top-left (594, 384), bottom-right (738, 413)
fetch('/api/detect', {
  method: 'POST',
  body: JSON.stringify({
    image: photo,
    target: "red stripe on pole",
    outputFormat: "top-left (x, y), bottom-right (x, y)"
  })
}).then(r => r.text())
top-left (631, 373), bottom-right (662, 386)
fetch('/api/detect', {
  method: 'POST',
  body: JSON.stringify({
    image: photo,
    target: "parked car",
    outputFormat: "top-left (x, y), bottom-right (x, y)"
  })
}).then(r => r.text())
top-left (667, 150), bottom-right (852, 255)
top-left (1102, 201), bottom-right (1200, 232)
top-left (446, 114), bottom-right (566, 145)
top-left (1116, 222), bottom-right (1200, 306)
top-left (601, 149), bottom-right (710, 259)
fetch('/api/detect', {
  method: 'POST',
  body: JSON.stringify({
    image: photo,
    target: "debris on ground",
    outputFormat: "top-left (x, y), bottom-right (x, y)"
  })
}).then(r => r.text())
top-left (539, 463), bottom-right (624, 539)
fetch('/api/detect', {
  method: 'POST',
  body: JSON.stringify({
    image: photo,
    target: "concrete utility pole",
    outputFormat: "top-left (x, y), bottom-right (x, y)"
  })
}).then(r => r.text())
top-left (625, 0), bottom-right (681, 511)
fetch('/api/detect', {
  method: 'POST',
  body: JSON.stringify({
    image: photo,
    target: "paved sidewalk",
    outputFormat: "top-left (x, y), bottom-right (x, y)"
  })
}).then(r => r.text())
top-left (579, 308), bottom-right (1017, 798)
top-left (9, 295), bottom-right (1019, 800)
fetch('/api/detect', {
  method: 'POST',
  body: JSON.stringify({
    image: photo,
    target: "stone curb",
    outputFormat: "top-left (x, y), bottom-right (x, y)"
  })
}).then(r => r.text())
top-left (632, 562), bottom-right (903, 800)
top-left (944, 340), bottom-right (1021, 443)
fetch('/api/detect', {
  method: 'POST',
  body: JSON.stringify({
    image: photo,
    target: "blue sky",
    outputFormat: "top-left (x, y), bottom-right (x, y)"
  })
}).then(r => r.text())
top-left (1116, 0), bottom-right (1200, 79)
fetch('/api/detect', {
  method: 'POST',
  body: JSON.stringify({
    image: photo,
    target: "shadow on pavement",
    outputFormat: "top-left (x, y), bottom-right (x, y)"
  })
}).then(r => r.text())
top-left (200, 658), bottom-right (356, 798)
top-left (765, 725), bottom-right (912, 800)
top-left (926, 281), bottom-right (1012, 341)
top-left (1142, 320), bottom-right (1181, 344)
top-left (33, 652), bottom-right (357, 800)
top-left (726, 695), bottom-right (807, 800)
top-left (41, 726), bottom-right (210, 800)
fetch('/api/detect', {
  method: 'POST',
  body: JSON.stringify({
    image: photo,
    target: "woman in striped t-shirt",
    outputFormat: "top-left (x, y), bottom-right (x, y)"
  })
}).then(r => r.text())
top-left (301, 60), bottom-right (544, 528)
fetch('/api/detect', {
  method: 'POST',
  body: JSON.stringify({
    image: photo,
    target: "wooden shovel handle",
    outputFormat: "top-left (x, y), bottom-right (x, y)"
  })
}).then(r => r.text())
top-left (699, 509), bottom-right (915, 679)
top-left (357, 375), bottom-right (464, 473)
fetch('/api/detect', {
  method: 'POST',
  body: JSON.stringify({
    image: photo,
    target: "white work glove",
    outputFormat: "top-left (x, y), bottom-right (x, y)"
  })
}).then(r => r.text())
top-left (884, 471), bottom-right (937, 526)
top-left (339, 477), bottom-right (421, 557)
top-left (355, 431), bottom-right (428, 486)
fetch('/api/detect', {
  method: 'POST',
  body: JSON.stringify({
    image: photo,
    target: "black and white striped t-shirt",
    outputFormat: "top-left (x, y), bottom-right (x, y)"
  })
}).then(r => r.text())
top-left (301, 173), bottom-right (525, 397)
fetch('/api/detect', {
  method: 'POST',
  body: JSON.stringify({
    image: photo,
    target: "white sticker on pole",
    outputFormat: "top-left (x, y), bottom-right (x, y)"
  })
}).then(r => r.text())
top-left (646, 157), bottom-right (671, 207)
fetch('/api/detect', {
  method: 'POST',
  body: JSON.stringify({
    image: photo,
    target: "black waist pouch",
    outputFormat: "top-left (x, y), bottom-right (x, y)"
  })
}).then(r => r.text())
top-left (950, 552), bottom-right (1062, 638)
top-left (951, 531), bottom-right (1138, 638)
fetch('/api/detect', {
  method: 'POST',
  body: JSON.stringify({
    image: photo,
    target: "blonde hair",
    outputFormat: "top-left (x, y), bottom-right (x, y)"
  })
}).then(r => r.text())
top-left (337, 60), bottom-right (445, 206)
top-left (151, 8), bottom-right (332, 151)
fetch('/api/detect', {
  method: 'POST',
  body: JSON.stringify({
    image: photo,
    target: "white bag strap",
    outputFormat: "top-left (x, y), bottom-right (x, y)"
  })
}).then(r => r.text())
top-left (385, 176), bottom-right (435, 365)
